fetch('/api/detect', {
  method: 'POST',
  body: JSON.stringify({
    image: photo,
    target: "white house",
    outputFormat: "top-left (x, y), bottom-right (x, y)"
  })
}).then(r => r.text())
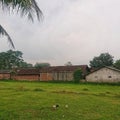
top-left (86, 66), bottom-right (120, 82)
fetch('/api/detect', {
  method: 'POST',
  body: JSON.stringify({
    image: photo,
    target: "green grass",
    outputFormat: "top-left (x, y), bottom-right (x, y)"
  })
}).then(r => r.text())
top-left (0, 80), bottom-right (120, 120)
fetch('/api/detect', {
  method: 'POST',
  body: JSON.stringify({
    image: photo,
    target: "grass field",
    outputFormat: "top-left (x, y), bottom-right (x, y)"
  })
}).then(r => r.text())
top-left (0, 81), bottom-right (120, 120)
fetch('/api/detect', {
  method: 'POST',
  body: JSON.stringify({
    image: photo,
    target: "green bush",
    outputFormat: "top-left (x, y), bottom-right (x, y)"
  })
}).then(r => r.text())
top-left (73, 69), bottom-right (83, 83)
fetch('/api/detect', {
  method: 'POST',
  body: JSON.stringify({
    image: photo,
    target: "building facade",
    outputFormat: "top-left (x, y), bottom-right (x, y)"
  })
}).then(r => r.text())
top-left (0, 65), bottom-right (90, 81)
top-left (0, 70), bottom-right (10, 80)
top-left (39, 65), bottom-right (89, 81)
top-left (13, 68), bottom-right (40, 81)
top-left (12, 65), bottom-right (89, 81)
top-left (86, 66), bottom-right (120, 82)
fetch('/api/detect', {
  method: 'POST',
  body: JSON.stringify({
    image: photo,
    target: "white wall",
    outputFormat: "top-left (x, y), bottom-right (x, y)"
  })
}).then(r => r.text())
top-left (86, 67), bottom-right (120, 82)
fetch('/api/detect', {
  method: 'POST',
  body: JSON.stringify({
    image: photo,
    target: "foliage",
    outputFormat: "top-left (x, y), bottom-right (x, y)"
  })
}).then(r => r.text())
top-left (65, 61), bottom-right (72, 66)
top-left (34, 62), bottom-right (50, 68)
top-left (19, 62), bottom-right (33, 68)
top-left (113, 59), bottom-right (120, 69)
top-left (0, 25), bottom-right (15, 48)
top-left (73, 69), bottom-right (83, 83)
top-left (0, 50), bottom-right (23, 69)
top-left (0, 81), bottom-right (120, 120)
top-left (0, 50), bottom-right (32, 69)
top-left (10, 70), bottom-right (17, 75)
top-left (90, 53), bottom-right (114, 69)
top-left (0, 0), bottom-right (42, 48)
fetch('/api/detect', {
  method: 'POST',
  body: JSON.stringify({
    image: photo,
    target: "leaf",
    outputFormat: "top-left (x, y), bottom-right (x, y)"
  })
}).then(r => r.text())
top-left (0, 25), bottom-right (15, 49)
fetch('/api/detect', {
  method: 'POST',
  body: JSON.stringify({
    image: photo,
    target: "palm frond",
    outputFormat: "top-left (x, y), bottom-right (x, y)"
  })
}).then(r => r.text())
top-left (0, 0), bottom-right (43, 21)
top-left (0, 25), bottom-right (15, 49)
top-left (0, 0), bottom-right (43, 48)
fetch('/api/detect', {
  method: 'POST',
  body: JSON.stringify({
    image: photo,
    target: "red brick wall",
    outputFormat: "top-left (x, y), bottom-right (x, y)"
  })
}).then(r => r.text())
top-left (13, 75), bottom-right (40, 81)
top-left (40, 73), bottom-right (53, 81)
top-left (0, 73), bottom-right (10, 80)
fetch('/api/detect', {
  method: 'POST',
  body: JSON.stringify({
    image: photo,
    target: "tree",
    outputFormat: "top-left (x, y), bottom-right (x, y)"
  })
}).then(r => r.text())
top-left (65, 61), bottom-right (72, 66)
top-left (0, 50), bottom-right (32, 69)
top-left (113, 60), bottom-right (120, 70)
top-left (90, 53), bottom-right (114, 69)
top-left (73, 69), bottom-right (83, 83)
top-left (0, 0), bottom-right (42, 48)
top-left (19, 62), bottom-right (33, 68)
top-left (34, 62), bottom-right (50, 69)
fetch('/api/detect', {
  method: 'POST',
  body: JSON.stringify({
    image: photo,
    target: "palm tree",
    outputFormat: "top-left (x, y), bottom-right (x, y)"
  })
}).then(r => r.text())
top-left (0, 0), bottom-right (42, 48)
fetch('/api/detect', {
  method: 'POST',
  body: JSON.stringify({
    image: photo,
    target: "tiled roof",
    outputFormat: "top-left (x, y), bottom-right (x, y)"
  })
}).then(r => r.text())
top-left (106, 66), bottom-right (120, 72)
top-left (0, 70), bottom-right (10, 74)
top-left (16, 65), bottom-right (89, 75)
top-left (16, 68), bottom-right (40, 75)
top-left (40, 65), bottom-right (89, 74)
top-left (86, 66), bottom-right (120, 76)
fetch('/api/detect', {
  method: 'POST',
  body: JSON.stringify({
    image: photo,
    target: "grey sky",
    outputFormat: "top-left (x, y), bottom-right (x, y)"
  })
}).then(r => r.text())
top-left (0, 0), bottom-right (120, 65)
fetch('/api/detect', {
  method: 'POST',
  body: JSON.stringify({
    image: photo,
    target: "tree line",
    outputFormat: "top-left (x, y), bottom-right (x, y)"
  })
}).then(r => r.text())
top-left (90, 53), bottom-right (120, 69)
top-left (0, 50), bottom-right (50, 70)
top-left (0, 50), bottom-right (120, 70)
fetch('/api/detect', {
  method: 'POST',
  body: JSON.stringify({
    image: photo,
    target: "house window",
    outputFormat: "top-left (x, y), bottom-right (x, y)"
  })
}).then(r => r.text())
top-left (108, 76), bottom-right (112, 78)
top-left (95, 76), bottom-right (98, 78)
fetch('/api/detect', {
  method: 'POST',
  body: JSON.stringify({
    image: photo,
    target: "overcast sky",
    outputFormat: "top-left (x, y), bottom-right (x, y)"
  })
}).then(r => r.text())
top-left (0, 0), bottom-right (120, 66)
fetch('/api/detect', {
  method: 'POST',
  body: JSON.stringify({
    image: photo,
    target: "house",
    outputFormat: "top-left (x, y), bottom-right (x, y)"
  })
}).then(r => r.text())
top-left (13, 68), bottom-right (40, 81)
top-left (39, 65), bottom-right (89, 81)
top-left (0, 70), bottom-right (10, 80)
top-left (13, 65), bottom-right (89, 81)
top-left (86, 66), bottom-right (120, 82)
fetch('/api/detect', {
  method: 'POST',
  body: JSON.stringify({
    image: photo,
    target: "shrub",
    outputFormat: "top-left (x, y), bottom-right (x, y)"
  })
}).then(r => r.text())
top-left (73, 69), bottom-right (83, 83)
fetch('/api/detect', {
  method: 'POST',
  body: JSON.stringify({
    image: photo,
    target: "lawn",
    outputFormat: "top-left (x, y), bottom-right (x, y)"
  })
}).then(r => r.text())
top-left (0, 81), bottom-right (120, 120)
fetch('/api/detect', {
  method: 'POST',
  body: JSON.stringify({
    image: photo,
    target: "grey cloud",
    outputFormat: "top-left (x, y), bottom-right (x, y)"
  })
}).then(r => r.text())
top-left (0, 0), bottom-right (120, 65)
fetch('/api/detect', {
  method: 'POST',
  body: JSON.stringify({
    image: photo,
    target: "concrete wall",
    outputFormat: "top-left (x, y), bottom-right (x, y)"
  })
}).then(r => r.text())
top-left (39, 72), bottom-right (74, 81)
top-left (52, 72), bottom-right (73, 81)
top-left (86, 67), bottom-right (120, 82)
